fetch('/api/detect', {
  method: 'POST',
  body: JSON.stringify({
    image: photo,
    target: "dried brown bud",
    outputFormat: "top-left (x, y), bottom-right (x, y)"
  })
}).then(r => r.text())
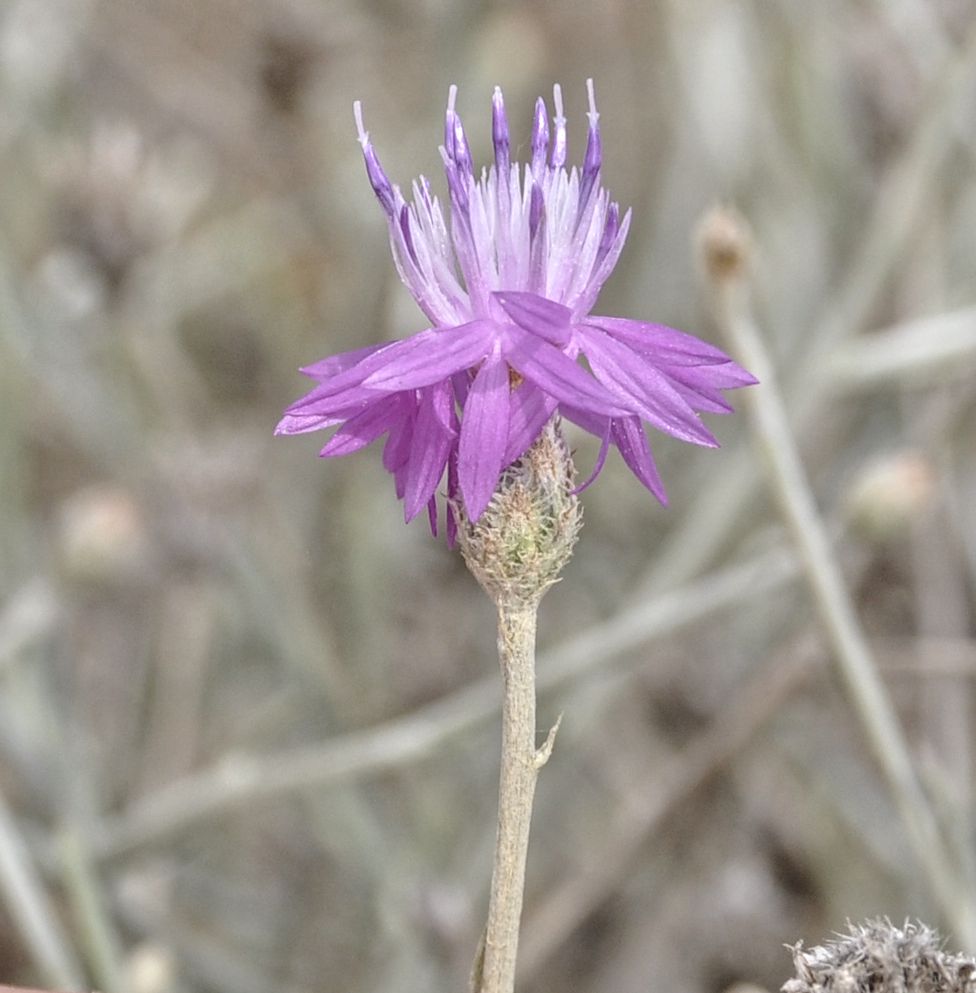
top-left (457, 418), bottom-right (581, 607)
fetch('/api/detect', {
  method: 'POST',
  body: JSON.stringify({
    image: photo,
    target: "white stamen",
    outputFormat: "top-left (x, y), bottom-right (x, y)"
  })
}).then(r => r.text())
top-left (586, 78), bottom-right (599, 125)
top-left (353, 101), bottom-right (368, 147)
top-left (552, 83), bottom-right (566, 126)
top-left (448, 84), bottom-right (458, 114)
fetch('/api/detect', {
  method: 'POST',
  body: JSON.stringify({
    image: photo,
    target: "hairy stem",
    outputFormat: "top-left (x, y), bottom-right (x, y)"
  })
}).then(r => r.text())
top-left (477, 602), bottom-right (555, 993)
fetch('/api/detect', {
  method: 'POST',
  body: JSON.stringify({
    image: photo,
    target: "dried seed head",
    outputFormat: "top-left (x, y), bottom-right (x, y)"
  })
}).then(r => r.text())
top-left (782, 920), bottom-right (976, 993)
top-left (457, 418), bottom-right (581, 607)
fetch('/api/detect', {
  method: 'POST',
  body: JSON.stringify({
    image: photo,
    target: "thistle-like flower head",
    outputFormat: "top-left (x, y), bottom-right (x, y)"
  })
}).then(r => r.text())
top-left (277, 81), bottom-right (757, 544)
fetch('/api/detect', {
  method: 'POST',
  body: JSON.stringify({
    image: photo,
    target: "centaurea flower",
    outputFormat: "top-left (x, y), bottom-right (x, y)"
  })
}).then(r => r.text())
top-left (277, 81), bottom-right (756, 542)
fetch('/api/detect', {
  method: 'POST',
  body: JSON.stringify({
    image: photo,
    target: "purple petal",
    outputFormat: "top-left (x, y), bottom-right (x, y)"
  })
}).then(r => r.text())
top-left (572, 425), bottom-right (611, 494)
top-left (393, 459), bottom-right (408, 499)
top-left (275, 412), bottom-right (345, 436)
top-left (587, 317), bottom-right (733, 367)
top-left (559, 403), bottom-right (608, 437)
top-left (427, 494), bottom-right (439, 537)
top-left (319, 397), bottom-right (406, 458)
top-left (459, 351), bottom-right (510, 521)
top-left (287, 335), bottom-right (432, 410)
top-left (579, 327), bottom-right (719, 447)
top-left (383, 411), bottom-right (414, 473)
top-left (612, 418), bottom-right (667, 504)
top-left (362, 321), bottom-right (493, 391)
top-left (658, 360), bottom-right (757, 413)
top-left (503, 326), bottom-right (630, 417)
top-left (404, 381), bottom-right (456, 522)
top-left (300, 342), bottom-right (387, 381)
top-left (661, 368), bottom-right (735, 414)
top-left (446, 447), bottom-right (460, 549)
top-left (285, 382), bottom-right (386, 417)
top-left (493, 291), bottom-right (572, 346)
top-left (674, 359), bottom-right (759, 388)
top-left (504, 384), bottom-right (557, 465)
top-left (452, 370), bottom-right (471, 406)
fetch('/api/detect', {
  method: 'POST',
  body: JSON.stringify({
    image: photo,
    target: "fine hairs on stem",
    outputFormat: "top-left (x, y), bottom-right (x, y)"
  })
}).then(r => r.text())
top-left (459, 420), bottom-right (579, 993)
top-left (697, 205), bottom-right (976, 948)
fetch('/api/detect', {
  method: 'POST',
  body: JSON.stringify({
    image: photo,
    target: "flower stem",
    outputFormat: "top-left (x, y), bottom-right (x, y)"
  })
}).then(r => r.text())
top-left (476, 601), bottom-right (557, 993)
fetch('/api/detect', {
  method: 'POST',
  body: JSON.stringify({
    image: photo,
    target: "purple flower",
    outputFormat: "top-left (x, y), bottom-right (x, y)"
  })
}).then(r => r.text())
top-left (277, 81), bottom-right (756, 543)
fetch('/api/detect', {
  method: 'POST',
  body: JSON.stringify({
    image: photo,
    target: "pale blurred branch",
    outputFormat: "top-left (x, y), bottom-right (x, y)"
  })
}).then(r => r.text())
top-left (91, 538), bottom-right (803, 859)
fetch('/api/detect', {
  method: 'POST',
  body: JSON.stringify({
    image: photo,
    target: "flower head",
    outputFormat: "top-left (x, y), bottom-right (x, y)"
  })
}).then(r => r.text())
top-left (277, 81), bottom-right (757, 544)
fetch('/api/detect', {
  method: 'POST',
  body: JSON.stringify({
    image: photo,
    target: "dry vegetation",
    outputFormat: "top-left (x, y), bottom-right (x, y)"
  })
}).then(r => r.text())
top-left (1, 0), bottom-right (976, 991)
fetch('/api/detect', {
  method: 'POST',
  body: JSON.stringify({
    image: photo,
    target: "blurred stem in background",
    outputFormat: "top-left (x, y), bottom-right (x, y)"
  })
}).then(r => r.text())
top-left (698, 206), bottom-right (976, 950)
top-left (632, 18), bottom-right (976, 602)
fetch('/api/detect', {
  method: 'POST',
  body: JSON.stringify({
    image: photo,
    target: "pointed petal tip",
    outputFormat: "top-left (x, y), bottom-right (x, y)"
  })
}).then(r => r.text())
top-left (353, 100), bottom-right (366, 145)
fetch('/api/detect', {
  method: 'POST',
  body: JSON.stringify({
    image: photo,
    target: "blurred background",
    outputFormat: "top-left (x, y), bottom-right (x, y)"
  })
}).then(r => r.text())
top-left (1, 0), bottom-right (976, 991)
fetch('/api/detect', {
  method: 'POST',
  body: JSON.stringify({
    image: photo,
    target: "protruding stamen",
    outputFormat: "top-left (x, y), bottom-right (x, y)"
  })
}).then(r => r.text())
top-left (580, 79), bottom-right (602, 208)
top-left (492, 86), bottom-right (510, 174)
top-left (353, 100), bottom-right (367, 147)
top-left (530, 96), bottom-right (549, 178)
top-left (551, 83), bottom-right (567, 168)
top-left (445, 84), bottom-right (458, 154)
top-left (353, 100), bottom-right (396, 217)
top-left (585, 78), bottom-right (599, 128)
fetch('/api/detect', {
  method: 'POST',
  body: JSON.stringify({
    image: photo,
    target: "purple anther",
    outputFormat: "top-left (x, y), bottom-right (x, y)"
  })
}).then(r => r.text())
top-left (492, 86), bottom-right (510, 174)
top-left (550, 84), bottom-right (567, 168)
top-left (580, 79), bottom-right (602, 207)
top-left (529, 181), bottom-right (545, 240)
top-left (530, 96), bottom-right (549, 178)
top-left (354, 101), bottom-right (396, 217)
